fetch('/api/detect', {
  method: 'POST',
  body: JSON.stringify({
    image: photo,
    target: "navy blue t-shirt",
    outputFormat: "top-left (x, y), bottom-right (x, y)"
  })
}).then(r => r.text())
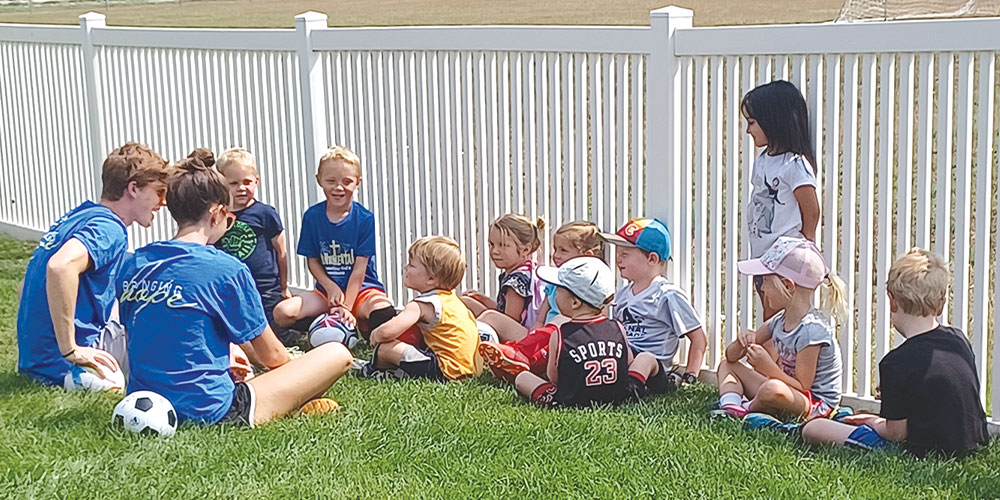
top-left (17, 201), bottom-right (128, 386)
top-left (296, 200), bottom-right (383, 294)
top-left (215, 201), bottom-right (283, 312)
top-left (120, 241), bottom-right (267, 424)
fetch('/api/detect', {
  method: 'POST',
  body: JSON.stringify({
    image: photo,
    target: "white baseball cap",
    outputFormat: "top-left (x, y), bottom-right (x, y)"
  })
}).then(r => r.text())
top-left (535, 256), bottom-right (615, 309)
top-left (737, 236), bottom-right (829, 289)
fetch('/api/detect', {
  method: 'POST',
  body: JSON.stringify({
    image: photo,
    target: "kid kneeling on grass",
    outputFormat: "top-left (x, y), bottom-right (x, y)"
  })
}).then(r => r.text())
top-left (712, 237), bottom-right (846, 423)
top-left (603, 218), bottom-right (708, 393)
top-left (357, 236), bottom-right (481, 381)
top-left (512, 256), bottom-right (662, 407)
top-left (802, 249), bottom-right (989, 457)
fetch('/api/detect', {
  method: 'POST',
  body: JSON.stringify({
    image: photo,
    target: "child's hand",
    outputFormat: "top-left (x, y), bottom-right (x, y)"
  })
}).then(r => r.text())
top-left (745, 344), bottom-right (773, 370)
top-left (842, 413), bottom-right (879, 426)
top-left (738, 329), bottom-right (757, 348)
top-left (326, 289), bottom-right (346, 308)
top-left (330, 306), bottom-right (357, 329)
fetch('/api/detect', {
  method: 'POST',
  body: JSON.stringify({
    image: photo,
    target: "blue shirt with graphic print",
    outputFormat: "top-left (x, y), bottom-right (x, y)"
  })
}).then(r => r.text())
top-left (17, 201), bottom-right (128, 386)
top-left (214, 201), bottom-right (284, 317)
top-left (296, 200), bottom-right (383, 295)
top-left (120, 241), bottom-right (267, 424)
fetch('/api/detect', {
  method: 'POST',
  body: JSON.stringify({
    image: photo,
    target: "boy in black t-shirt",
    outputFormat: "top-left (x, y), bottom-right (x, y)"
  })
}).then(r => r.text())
top-left (802, 249), bottom-right (989, 457)
top-left (512, 257), bottom-right (662, 407)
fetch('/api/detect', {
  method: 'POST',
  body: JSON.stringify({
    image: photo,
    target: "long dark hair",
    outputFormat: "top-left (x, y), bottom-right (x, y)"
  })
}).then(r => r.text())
top-left (167, 153), bottom-right (230, 226)
top-left (741, 80), bottom-right (816, 172)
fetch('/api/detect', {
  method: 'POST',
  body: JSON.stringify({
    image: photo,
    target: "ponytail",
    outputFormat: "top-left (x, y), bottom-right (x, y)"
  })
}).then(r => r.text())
top-left (818, 272), bottom-right (848, 325)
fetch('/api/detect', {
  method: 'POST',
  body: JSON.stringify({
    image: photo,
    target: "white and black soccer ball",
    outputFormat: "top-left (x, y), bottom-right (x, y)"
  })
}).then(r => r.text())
top-left (112, 391), bottom-right (177, 437)
top-left (308, 313), bottom-right (359, 349)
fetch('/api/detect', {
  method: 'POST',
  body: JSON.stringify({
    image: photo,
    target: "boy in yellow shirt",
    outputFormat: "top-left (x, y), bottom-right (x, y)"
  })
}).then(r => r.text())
top-left (358, 236), bottom-right (480, 380)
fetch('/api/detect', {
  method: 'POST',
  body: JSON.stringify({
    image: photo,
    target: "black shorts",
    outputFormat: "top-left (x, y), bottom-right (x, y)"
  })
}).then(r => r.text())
top-left (218, 382), bottom-right (256, 427)
top-left (373, 343), bottom-right (446, 381)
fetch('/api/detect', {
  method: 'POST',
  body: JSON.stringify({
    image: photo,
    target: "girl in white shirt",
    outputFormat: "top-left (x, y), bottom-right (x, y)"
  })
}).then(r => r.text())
top-left (742, 80), bottom-right (821, 320)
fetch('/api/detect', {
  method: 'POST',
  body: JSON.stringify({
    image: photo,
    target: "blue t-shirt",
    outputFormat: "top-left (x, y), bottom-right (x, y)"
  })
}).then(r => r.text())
top-left (16, 201), bottom-right (128, 386)
top-left (543, 284), bottom-right (560, 324)
top-left (120, 241), bottom-right (267, 424)
top-left (296, 200), bottom-right (383, 294)
top-left (214, 201), bottom-right (284, 311)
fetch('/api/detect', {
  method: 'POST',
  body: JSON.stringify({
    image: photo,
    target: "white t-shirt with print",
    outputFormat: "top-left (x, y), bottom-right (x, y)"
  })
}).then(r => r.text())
top-left (747, 151), bottom-right (817, 257)
top-left (612, 277), bottom-right (702, 364)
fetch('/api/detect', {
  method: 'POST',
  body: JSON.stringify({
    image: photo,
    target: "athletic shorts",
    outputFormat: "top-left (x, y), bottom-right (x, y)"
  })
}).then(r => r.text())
top-left (218, 382), bottom-right (256, 428)
top-left (845, 424), bottom-right (891, 451)
top-left (371, 343), bottom-right (445, 381)
top-left (803, 390), bottom-right (835, 420)
top-left (313, 287), bottom-right (386, 318)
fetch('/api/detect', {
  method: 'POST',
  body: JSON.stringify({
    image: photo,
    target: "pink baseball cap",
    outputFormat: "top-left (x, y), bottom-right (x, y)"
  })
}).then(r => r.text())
top-left (737, 237), bottom-right (829, 289)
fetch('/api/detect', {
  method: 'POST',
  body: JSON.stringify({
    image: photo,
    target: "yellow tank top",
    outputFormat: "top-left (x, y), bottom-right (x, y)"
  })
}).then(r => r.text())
top-left (414, 290), bottom-right (482, 380)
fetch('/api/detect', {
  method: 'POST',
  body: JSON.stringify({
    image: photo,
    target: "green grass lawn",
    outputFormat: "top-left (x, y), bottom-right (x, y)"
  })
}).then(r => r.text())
top-left (1, 234), bottom-right (999, 499)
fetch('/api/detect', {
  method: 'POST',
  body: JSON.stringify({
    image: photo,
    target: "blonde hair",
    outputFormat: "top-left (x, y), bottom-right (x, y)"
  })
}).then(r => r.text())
top-left (765, 272), bottom-right (848, 324)
top-left (409, 236), bottom-right (466, 290)
top-left (217, 147), bottom-right (258, 176)
top-left (318, 146), bottom-right (362, 177)
top-left (491, 214), bottom-right (545, 253)
top-left (554, 221), bottom-right (605, 261)
top-left (887, 248), bottom-right (949, 317)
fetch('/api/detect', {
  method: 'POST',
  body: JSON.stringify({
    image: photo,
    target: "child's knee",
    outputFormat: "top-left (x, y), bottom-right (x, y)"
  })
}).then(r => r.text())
top-left (312, 341), bottom-right (352, 368)
top-left (755, 379), bottom-right (790, 405)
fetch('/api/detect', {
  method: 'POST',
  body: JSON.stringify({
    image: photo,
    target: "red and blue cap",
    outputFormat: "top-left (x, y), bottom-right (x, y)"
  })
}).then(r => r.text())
top-left (599, 218), bottom-right (671, 262)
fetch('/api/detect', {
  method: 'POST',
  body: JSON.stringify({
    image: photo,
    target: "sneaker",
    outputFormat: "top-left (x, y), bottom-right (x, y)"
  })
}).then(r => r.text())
top-left (478, 342), bottom-right (530, 382)
top-left (743, 412), bottom-right (802, 435)
top-left (349, 357), bottom-right (368, 372)
top-left (828, 405), bottom-right (854, 422)
top-left (359, 362), bottom-right (406, 380)
top-left (709, 403), bottom-right (749, 420)
top-left (299, 398), bottom-right (340, 416)
top-left (627, 376), bottom-right (649, 401)
top-left (647, 368), bottom-right (678, 395)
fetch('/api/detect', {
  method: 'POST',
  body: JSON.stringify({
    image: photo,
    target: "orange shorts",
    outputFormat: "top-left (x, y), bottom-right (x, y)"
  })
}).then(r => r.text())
top-left (312, 287), bottom-right (387, 317)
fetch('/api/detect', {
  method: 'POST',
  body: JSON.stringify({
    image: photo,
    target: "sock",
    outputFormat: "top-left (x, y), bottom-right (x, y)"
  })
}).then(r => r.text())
top-left (367, 307), bottom-right (397, 331)
top-left (628, 370), bottom-right (647, 385)
top-left (720, 392), bottom-right (743, 407)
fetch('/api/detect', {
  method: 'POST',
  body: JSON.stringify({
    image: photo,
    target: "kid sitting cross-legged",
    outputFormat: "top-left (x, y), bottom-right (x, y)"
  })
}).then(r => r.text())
top-left (801, 249), bottom-right (989, 457)
top-left (273, 146), bottom-right (402, 341)
top-left (513, 256), bottom-right (661, 407)
top-left (712, 237), bottom-right (846, 422)
top-left (358, 236), bottom-right (480, 381)
top-left (603, 218), bottom-right (708, 392)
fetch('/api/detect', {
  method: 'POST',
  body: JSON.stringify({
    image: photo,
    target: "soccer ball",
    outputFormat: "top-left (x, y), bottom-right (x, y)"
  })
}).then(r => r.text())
top-left (308, 313), bottom-right (359, 349)
top-left (112, 391), bottom-right (178, 437)
top-left (64, 362), bottom-right (125, 393)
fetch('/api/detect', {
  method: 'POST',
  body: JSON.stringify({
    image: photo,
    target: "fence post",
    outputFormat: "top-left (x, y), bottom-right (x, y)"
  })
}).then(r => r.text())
top-left (295, 11), bottom-right (328, 207)
top-left (647, 6), bottom-right (692, 280)
top-left (79, 12), bottom-right (106, 200)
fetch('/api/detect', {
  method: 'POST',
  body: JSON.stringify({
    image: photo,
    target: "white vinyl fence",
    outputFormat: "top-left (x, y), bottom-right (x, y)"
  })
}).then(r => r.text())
top-left (1, 7), bottom-right (999, 426)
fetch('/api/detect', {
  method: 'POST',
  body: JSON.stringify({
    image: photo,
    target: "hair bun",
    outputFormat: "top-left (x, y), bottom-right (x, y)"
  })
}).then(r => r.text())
top-left (175, 157), bottom-right (210, 173)
top-left (187, 148), bottom-right (215, 168)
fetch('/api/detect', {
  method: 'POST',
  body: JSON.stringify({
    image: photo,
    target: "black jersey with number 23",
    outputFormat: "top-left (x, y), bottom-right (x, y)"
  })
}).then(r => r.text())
top-left (555, 317), bottom-right (630, 407)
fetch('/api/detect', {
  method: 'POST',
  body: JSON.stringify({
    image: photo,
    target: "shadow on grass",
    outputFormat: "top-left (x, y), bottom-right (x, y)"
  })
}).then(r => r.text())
top-left (0, 371), bottom-right (44, 398)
